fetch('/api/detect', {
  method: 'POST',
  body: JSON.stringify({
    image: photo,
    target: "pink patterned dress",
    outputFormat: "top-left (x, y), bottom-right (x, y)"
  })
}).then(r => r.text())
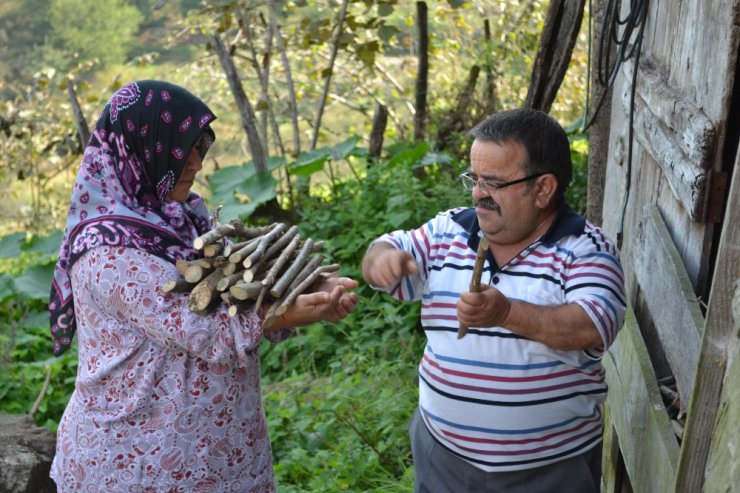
top-left (51, 245), bottom-right (289, 492)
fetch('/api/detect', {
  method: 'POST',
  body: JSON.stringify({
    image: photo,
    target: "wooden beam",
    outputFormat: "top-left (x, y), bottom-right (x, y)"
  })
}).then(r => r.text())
top-left (621, 55), bottom-right (716, 221)
top-left (632, 204), bottom-right (705, 410)
top-left (603, 307), bottom-right (680, 492)
top-left (675, 146), bottom-right (740, 492)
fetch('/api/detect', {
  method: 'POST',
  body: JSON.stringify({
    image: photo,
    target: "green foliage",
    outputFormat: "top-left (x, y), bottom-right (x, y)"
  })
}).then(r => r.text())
top-left (256, 143), bottom-right (466, 490)
top-left (0, 234), bottom-right (76, 432)
top-left (566, 135), bottom-right (589, 215)
top-left (38, 0), bottom-right (144, 71)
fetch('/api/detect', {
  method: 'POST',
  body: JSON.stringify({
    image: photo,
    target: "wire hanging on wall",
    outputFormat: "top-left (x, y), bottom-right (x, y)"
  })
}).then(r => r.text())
top-left (580, 0), bottom-right (649, 249)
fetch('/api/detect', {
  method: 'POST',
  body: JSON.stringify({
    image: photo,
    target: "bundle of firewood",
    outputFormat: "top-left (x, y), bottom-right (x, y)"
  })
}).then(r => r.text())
top-left (162, 220), bottom-right (339, 330)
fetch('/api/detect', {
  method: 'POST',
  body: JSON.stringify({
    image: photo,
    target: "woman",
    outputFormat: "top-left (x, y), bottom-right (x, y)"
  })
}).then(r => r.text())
top-left (49, 80), bottom-right (358, 492)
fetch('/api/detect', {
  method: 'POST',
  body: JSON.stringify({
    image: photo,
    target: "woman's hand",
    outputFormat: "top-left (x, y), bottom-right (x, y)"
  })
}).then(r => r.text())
top-left (267, 276), bottom-right (359, 331)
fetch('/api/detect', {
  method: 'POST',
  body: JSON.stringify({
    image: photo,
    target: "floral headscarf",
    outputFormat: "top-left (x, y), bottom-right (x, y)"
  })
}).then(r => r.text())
top-left (50, 80), bottom-right (217, 356)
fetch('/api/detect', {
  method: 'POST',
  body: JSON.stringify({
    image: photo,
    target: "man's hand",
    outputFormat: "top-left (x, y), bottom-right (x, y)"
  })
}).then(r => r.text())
top-left (269, 276), bottom-right (359, 331)
top-left (457, 284), bottom-right (511, 329)
top-left (362, 243), bottom-right (418, 289)
top-left (457, 285), bottom-right (602, 350)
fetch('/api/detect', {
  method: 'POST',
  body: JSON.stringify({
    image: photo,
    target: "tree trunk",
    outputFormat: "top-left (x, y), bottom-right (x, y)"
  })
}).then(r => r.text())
top-left (413, 1), bottom-right (429, 142)
top-left (586, 0), bottom-right (613, 226)
top-left (524, 0), bottom-right (586, 113)
top-left (482, 19), bottom-right (497, 115)
top-left (368, 102), bottom-right (388, 165)
top-left (309, 0), bottom-right (350, 150)
top-left (210, 34), bottom-right (268, 173)
top-left (67, 79), bottom-right (90, 149)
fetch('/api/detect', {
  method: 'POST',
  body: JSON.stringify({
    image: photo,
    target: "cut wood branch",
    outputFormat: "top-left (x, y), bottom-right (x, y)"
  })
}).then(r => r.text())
top-left (230, 281), bottom-right (264, 301)
top-left (194, 223), bottom-right (237, 250)
top-left (243, 223), bottom-right (287, 268)
top-left (458, 237), bottom-right (488, 339)
top-left (188, 269), bottom-right (227, 312)
top-left (270, 239), bottom-right (314, 298)
top-left (163, 279), bottom-right (198, 293)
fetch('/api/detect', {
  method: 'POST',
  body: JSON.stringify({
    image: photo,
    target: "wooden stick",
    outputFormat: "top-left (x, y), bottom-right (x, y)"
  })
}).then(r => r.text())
top-left (193, 223), bottom-right (236, 250)
top-left (274, 262), bottom-right (339, 317)
top-left (243, 223), bottom-right (287, 268)
top-left (216, 272), bottom-right (247, 292)
top-left (262, 233), bottom-right (302, 288)
top-left (162, 278), bottom-right (198, 293)
top-left (457, 237), bottom-right (488, 339)
top-left (261, 255), bottom-right (326, 329)
top-left (188, 269), bottom-right (227, 312)
top-left (227, 237), bottom-right (261, 264)
top-left (230, 281), bottom-right (264, 300)
top-left (203, 241), bottom-right (225, 258)
top-left (269, 239), bottom-right (314, 298)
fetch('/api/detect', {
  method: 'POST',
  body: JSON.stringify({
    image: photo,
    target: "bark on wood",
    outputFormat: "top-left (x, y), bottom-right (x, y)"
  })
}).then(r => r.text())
top-left (243, 223), bottom-right (287, 268)
top-left (270, 239), bottom-right (314, 298)
top-left (163, 279), bottom-right (198, 293)
top-left (458, 238), bottom-right (488, 339)
top-left (413, 1), bottom-right (429, 142)
top-left (230, 281), bottom-right (264, 301)
top-left (277, 263), bottom-right (340, 315)
top-left (482, 19), bottom-right (497, 114)
top-left (184, 264), bottom-right (216, 284)
top-left (203, 241), bottom-right (225, 258)
top-left (188, 269), bottom-right (227, 312)
top-left (267, 0), bottom-right (301, 157)
top-left (217, 272), bottom-right (247, 292)
top-left (585, 0), bottom-right (612, 226)
top-left (369, 102), bottom-right (388, 162)
top-left (162, 219), bottom-right (340, 318)
top-left (228, 237), bottom-right (262, 264)
top-left (310, 0), bottom-right (350, 151)
top-left (262, 232), bottom-right (302, 287)
top-left (525, 0), bottom-right (586, 112)
top-left (210, 34), bottom-right (268, 172)
top-left (67, 79), bottom-right (90, 149)
top-left (194, 224), bottom-right (237, 250)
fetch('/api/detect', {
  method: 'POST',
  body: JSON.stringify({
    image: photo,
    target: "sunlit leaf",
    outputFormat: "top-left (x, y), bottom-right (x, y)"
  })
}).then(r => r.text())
top-left (330, 136), bottom-right (361, 160)
top-left (22, 231), bottom-right (64, 256)
top-left (14, 264), bottom-right (55, 300)
top-left (0, 232), bottom-right (25, 259)
top-left (290, 149), bottom-right (331, 176)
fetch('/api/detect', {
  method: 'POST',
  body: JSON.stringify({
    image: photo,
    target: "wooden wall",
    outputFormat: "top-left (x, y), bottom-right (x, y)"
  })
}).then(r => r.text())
top-left (598, 0), bottom-right (739, 491)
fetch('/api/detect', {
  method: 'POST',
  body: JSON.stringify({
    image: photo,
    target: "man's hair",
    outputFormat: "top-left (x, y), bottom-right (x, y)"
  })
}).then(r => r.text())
top-left (468, 109), bottom-right (572, 205)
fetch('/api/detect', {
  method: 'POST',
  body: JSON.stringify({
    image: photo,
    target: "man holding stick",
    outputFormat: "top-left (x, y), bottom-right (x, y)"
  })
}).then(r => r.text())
top-left (361, 109), bottom-right (626, 493)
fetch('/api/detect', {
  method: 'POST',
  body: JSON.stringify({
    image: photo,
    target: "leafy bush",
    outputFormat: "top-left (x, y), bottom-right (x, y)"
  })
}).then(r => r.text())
top-left (0, 231), bottom-right (76, 432)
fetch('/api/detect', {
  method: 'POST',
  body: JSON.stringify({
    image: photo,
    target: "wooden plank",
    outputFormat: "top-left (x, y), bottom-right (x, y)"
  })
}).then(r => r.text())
top-left (632, 204), bottom-right (705, 410)
top-left (675, 146), bottom-right (740, 492)
top-left (703, 295), bottom-right (740, 493)
top-left (603, 307), bottom-right (680, 492)
top-left (620, 56), bottom-right (716, 221)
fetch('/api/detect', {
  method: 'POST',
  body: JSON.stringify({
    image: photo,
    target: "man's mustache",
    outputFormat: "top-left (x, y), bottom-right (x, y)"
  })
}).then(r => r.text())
top-left (475, 198), bottom-right (501, 215)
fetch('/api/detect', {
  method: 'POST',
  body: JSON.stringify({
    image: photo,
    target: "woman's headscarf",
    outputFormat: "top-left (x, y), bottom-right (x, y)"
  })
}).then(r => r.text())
top-left (50, 80), bottom-right (217, 356)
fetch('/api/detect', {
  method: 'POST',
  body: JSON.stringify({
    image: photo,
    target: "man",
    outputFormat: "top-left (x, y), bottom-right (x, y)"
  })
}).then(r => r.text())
top-left (362, 109), bottom-right (626, 492)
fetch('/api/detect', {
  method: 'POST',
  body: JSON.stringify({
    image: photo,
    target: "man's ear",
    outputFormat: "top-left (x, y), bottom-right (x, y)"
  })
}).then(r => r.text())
top-left (534, 174), bottom-right (558, 209)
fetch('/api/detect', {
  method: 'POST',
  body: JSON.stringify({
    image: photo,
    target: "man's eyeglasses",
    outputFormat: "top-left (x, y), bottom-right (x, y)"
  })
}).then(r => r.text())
top-left (459, 171), bottom-right (544, 194)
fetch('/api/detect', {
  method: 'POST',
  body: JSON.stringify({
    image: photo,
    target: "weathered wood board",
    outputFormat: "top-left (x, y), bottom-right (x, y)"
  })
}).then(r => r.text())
top-left (632, 204), bottom-right (705, 410)
top-left (603, 307), bottom-right (680, 493)
top-left (675, 147), bottom-right (740, 492)
top-left (620, 56), bottom-right (716, 221)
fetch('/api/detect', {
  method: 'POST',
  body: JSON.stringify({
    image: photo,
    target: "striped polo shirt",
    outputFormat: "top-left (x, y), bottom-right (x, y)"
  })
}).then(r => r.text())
top-left (375, 205), bottom-right (626, 472)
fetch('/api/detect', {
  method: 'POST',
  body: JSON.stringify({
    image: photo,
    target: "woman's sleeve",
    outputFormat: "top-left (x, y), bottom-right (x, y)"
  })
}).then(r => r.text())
top-left (75, 245), bottom-right (275, 366)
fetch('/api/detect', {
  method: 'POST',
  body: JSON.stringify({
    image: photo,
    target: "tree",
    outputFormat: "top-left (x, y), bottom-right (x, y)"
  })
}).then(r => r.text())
top-left (37, 0), bottom-right (143, 71)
